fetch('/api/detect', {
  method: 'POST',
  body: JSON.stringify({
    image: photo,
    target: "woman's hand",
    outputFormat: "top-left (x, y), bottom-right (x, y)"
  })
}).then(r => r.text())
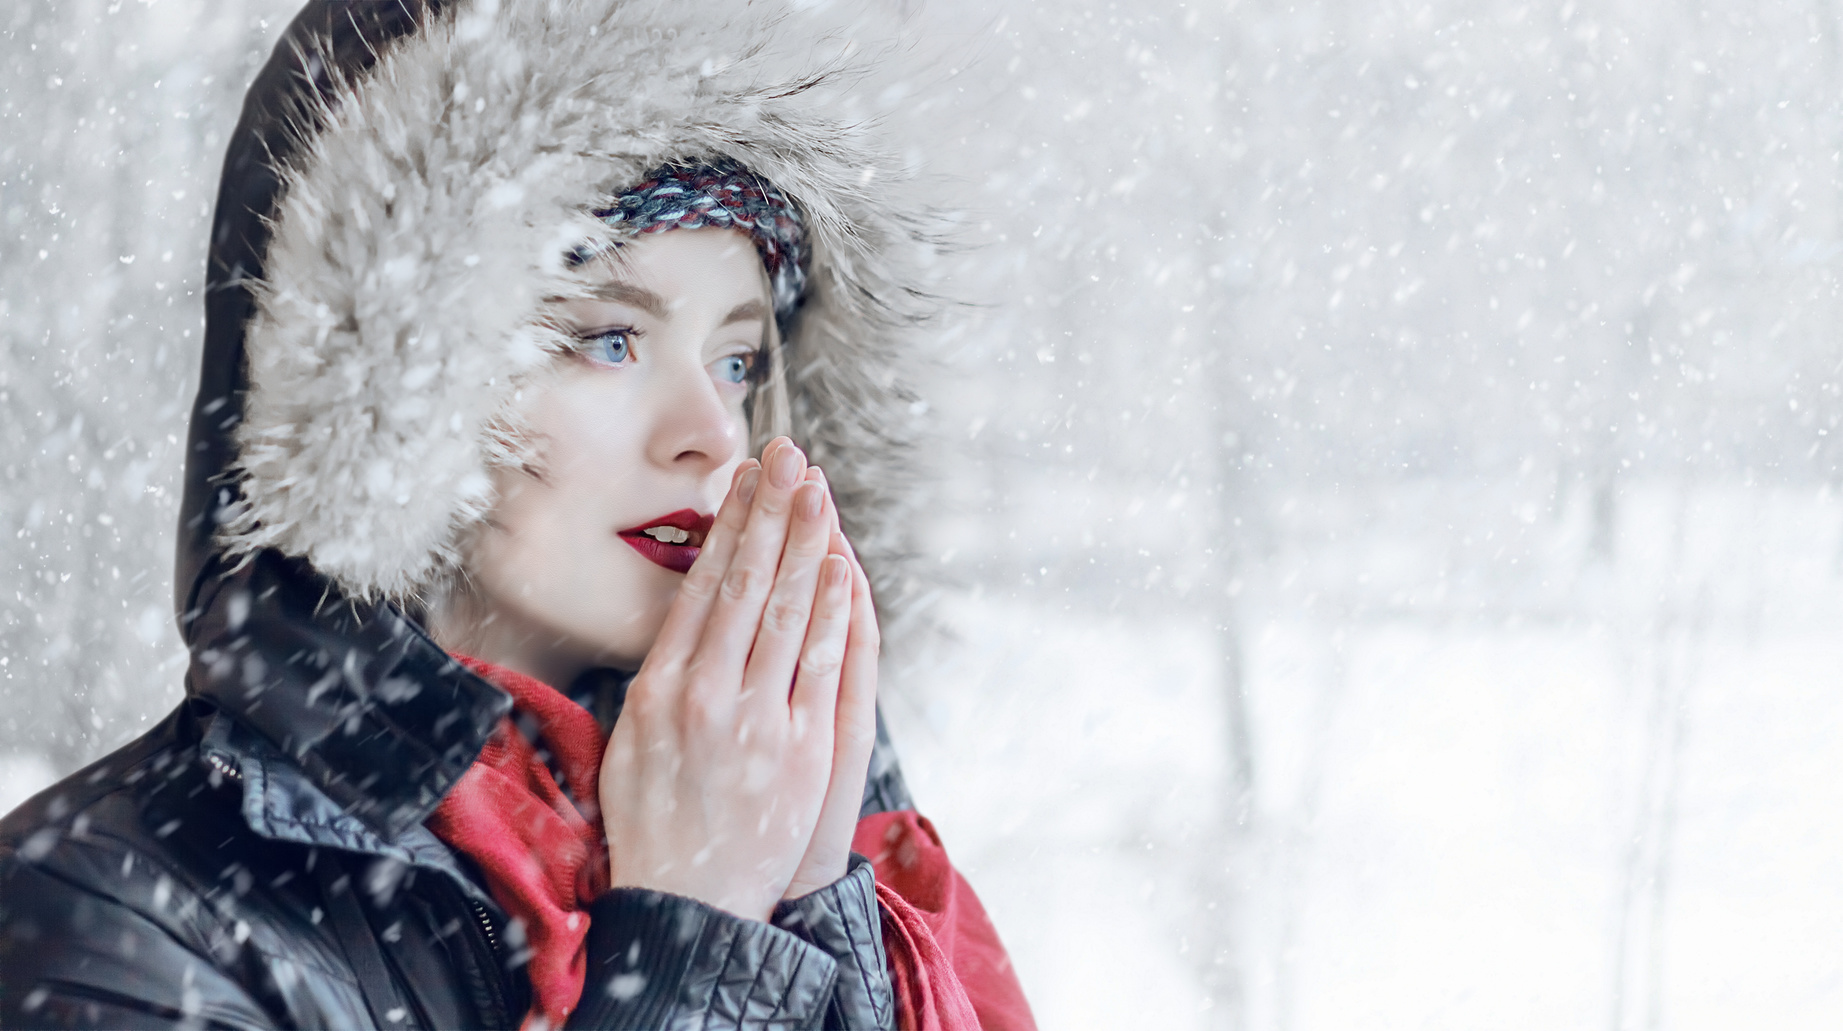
top-left (598, 437), bottom-right (858, 921)
top-left (781, 494), bottom-right (880, 901)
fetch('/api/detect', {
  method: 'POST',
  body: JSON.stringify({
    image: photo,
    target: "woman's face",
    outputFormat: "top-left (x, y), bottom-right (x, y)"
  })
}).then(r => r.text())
top-left (452, 228), bottom-right (769, 683)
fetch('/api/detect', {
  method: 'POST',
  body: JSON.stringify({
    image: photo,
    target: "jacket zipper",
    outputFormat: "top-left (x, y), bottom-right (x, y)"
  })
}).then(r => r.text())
top-left (460, 886), bottom-right (518, 1026)
top-left (469, 898), bottom-right (501, 958)
top-left (219, 744), bottom-right (499, 964)
top-left (209, 745), bottom-right (522, 1024)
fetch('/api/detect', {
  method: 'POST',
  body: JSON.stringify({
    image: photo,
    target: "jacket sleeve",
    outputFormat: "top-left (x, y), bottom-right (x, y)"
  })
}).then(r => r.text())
top-left (1, 845), bottom-right (281, 1030)
top-left (769, 854), bottom-right (894, 1031)
top-left (567, 888), bottom-right (839, 1031)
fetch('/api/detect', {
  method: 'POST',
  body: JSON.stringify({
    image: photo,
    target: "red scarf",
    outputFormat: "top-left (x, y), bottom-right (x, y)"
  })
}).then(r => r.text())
top-left (430, 656), bottom-right (1035, 1031)
top-left (855, 811), bottom-right (1039, 1031)
top-left (426, 657), bottom-right (609, 1030)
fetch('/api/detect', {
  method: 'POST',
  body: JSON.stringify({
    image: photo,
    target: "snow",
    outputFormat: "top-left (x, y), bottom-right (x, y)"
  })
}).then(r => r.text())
top-left (0, 753), bottom-right (57, 815)
top-left (900, 482), bottom-right (1843, 1029)
top-left (6, 0), bottom-right (1843, 1027)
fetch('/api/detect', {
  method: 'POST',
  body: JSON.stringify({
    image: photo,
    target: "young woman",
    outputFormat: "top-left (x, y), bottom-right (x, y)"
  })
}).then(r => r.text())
top-left (0, 2), bottom-right (1033, 1028)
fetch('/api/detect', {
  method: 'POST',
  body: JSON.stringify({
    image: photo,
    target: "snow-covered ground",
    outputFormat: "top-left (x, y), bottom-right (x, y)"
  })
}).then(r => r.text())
top-left (895, 479), bottom-right (1843, 1030)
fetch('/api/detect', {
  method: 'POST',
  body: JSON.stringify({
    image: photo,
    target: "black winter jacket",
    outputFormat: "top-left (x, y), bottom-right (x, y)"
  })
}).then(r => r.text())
top-left (0, 2), bottom-right (918, 1027)
top-left (0, 578), bottom-right (913, 1029)
top-left (0, 571), bottom-right (911, 1029)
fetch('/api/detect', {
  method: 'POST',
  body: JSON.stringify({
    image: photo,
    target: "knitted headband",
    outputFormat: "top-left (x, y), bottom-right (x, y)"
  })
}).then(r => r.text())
top-left (577, 159), bottom-right (811, 324)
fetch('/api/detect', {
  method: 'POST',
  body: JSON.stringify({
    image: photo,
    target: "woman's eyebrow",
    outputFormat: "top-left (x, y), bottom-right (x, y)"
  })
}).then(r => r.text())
top-left (582, 285), bottom-right (763, 328)
top-left (720, 298), bottom-right (768, 327)
top-left (587, 282), bottom-right (669, 318)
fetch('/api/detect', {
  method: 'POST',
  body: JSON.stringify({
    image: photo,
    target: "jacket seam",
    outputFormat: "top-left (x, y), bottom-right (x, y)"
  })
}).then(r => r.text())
top-left (16, 828), bottom-right (362, 987)
top-left (694, 914), bottom-right (743, 1030)
top-left (17, 832), bottom-right (226, 952)
top-left (24, 977), bottom-right (250, 1030)
top-left (740, 928), bottom-right (775, 1028)
top-left (5, 867), bottom-right (311, 1027)
top-left (839, 881), bottom-right (875, 1020)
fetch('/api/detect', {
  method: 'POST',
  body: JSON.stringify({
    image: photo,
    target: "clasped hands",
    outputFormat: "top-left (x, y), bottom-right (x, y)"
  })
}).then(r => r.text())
top-left (597, 437), bottom-right (880, 921)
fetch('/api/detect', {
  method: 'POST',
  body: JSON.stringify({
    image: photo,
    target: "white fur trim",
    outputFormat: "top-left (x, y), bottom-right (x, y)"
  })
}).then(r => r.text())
top-left (223, 0), bottom-right (940, 608)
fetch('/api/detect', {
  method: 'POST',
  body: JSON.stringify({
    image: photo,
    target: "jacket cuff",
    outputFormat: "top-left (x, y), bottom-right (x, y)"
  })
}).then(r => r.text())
top-left (770, 854), bottom-right (895, 1031)
top-left (571, 888), bottom-right (838, 1030)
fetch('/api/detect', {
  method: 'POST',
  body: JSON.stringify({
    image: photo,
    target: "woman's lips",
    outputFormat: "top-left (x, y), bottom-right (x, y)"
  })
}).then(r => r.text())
top-left (621, 535), bottom-right (701, 574)
top-left (617, 509), bottom-right (715, 575)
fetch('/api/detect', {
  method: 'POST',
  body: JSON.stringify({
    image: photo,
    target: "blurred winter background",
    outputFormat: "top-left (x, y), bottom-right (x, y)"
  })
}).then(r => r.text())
top-left (5, 0), bottom-right (1841, 1028)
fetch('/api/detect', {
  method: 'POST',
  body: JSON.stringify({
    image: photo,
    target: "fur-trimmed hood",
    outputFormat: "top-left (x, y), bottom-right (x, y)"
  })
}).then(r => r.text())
top-left (183, 0), bottom-right (939, 625)
top-left (164, 0), bottom-right (939, 838)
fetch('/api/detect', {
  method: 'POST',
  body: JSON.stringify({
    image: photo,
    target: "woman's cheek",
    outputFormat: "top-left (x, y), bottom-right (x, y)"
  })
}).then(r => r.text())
top-left (564, 548), bottom-right (680, 663)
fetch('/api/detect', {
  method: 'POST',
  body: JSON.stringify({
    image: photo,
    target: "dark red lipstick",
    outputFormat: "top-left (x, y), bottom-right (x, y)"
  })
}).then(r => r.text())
top-left (616, 509), bottom-right (715, 574)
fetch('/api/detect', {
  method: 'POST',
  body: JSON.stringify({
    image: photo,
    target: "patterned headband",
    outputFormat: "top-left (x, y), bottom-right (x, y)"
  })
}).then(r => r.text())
top-left (575, 158), bottom-right (810, 324)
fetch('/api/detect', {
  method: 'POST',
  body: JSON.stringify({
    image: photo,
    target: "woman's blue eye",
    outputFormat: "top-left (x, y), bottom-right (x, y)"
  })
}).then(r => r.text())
top-left (585, 329), bottom-right (633, 365)
top-left (715, 353), bottom-right (755, 384)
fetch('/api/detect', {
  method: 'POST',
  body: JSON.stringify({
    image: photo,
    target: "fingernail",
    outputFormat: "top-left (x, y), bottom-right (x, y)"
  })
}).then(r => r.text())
top-left (738, 467), bottom-right (761, 505)
top-left (771, 444), bottom-right (803, 489)
top-left (823, 555), bottom-right (849, 588)
top-left (797, 481), bottom-right (823, 520)
top-left (730, 460), bottom-right (758, 495)
top-left (762, 436), bottom-right (789, 466)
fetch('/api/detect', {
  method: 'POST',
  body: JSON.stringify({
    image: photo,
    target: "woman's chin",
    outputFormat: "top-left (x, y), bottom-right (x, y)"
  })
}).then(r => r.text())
top-left (555, 592), bottom-right (675, 672)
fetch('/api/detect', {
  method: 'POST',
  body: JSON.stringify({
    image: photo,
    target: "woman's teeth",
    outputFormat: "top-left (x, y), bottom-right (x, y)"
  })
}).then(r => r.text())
top-left (642, 526), bottom-right (691, 544)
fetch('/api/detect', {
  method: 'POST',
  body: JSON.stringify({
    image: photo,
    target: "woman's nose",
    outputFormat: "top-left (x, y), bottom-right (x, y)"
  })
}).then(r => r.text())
top-left (646, 362), bottom-right (742, 472)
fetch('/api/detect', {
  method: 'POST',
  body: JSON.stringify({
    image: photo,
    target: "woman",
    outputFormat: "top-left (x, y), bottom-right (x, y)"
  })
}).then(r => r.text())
top-left (0, 2), bottom-right (1033, 1028)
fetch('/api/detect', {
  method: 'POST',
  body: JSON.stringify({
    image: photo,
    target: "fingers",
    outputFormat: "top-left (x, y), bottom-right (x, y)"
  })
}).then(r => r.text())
top-left (788, 552), bottom-right (854, 738)
top-left (691, 437), bottom-right (809, 683)
top-left (693, 460), bottom-right (764, 591)
top-left (740, 475), bottom-right (839, 712)
top-left (648, 458), bottom-right (759, 666)
top-left (835, 530), bottom-right (880, 753)
top-left (828, 529), bottom-right (879, 797)
top-left (781, 530), bottom-right (879, 899)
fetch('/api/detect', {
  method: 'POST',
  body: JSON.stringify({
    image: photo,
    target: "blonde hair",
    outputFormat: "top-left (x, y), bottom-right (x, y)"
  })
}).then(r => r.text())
top-left (748, 274), bottom-right (794, 451)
